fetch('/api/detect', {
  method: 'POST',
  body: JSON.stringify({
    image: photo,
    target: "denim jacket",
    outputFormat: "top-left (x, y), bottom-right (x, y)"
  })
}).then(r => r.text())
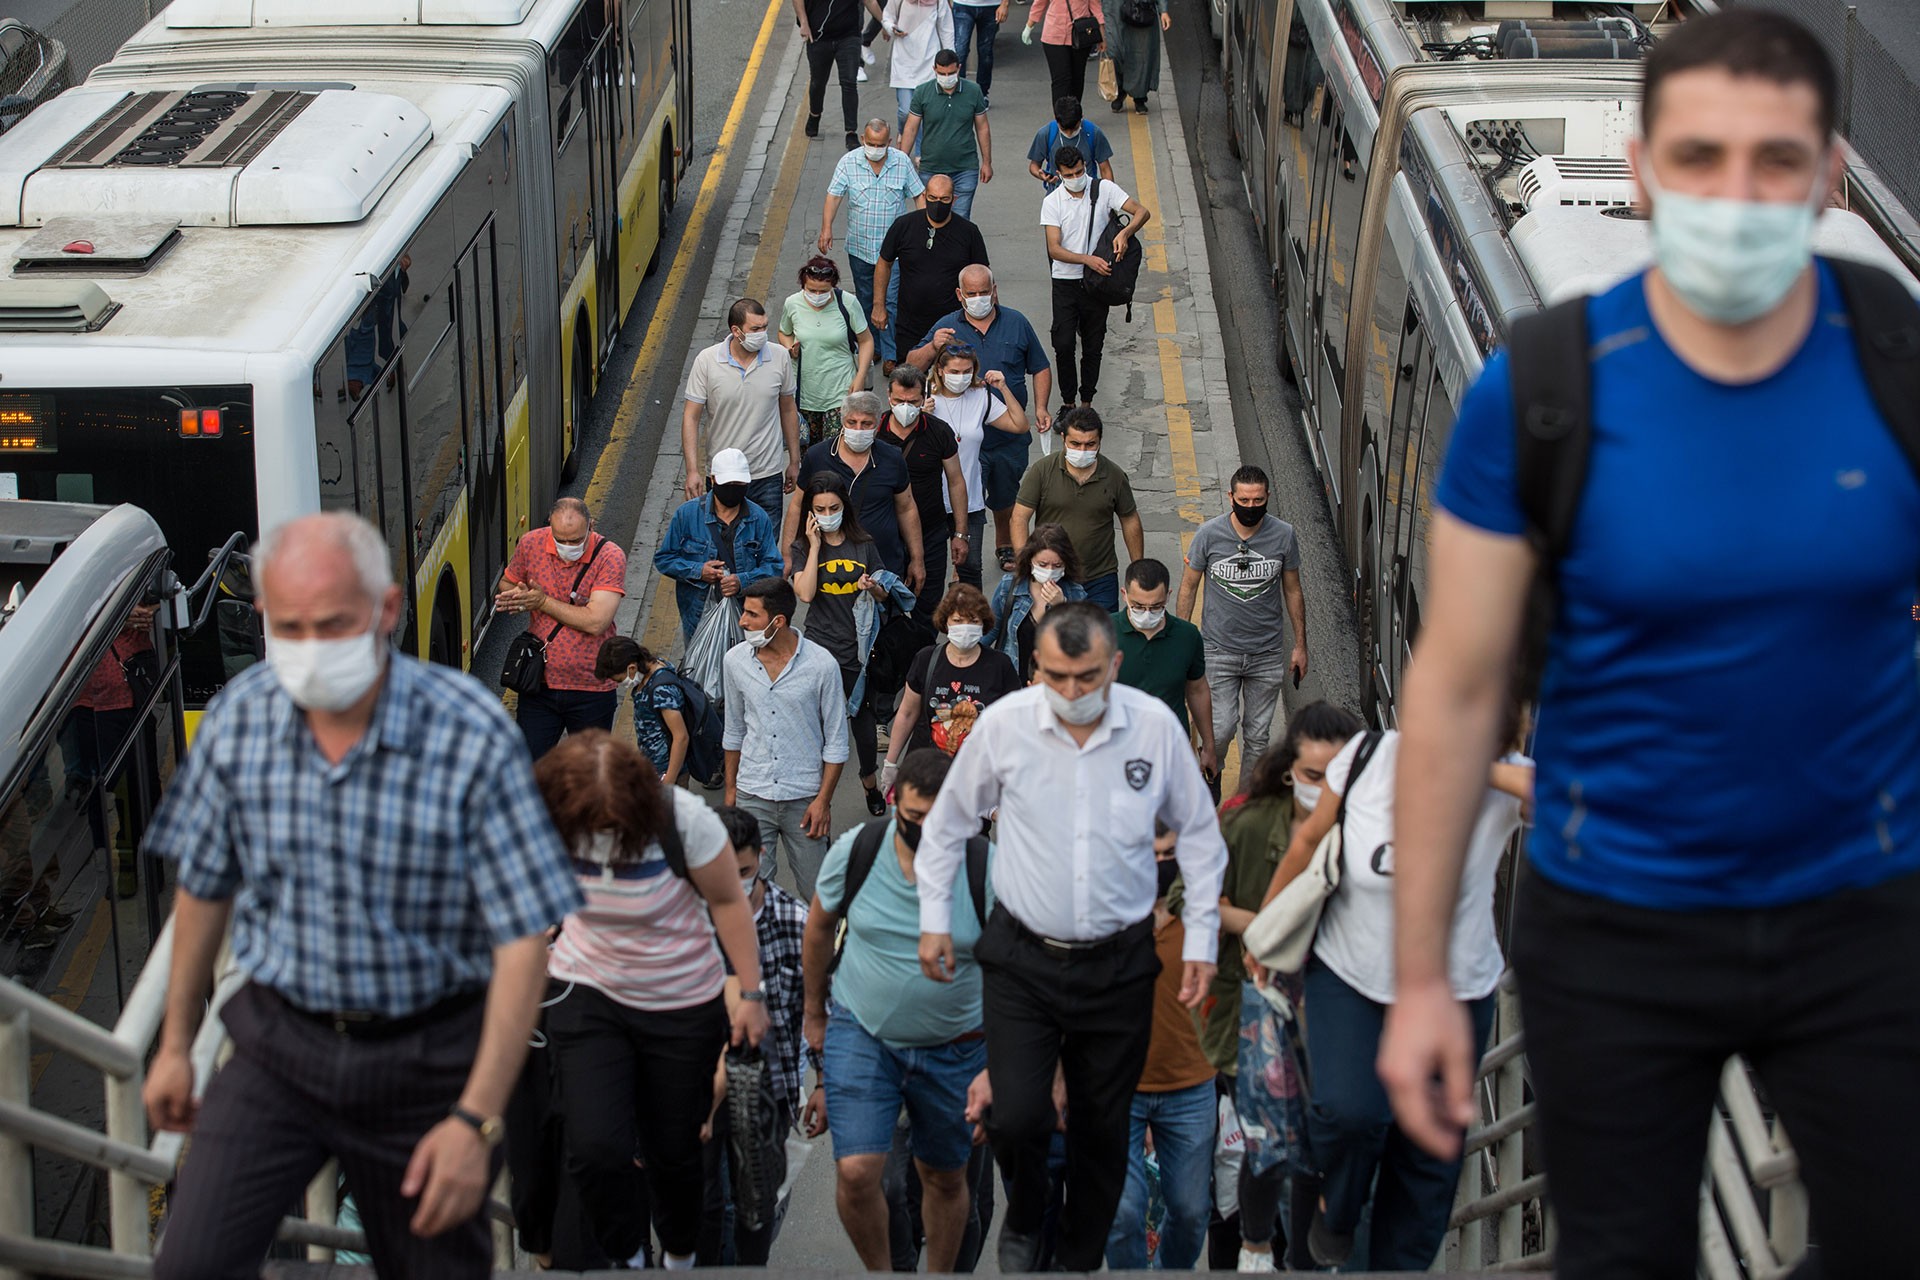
top-left (987, 575), bottom-right (1088, 666)
top-left (848, 568), bottom-right (919, 713)
top-left (653, 496), bottom-right (783, 638)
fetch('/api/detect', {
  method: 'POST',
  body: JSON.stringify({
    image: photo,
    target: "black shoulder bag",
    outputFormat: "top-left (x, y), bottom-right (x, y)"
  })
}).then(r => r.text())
top-left (499, 535), bottom-right (609, 695)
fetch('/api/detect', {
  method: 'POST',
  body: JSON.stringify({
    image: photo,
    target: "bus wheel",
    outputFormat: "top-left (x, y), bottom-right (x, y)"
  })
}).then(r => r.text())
top-left (561, 329), bottom-right (588, 484)
top-left (646, 149), bottom-right (672, 278)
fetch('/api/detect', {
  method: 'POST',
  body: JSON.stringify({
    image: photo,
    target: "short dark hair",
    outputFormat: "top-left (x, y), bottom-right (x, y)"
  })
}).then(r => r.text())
top-left (890, 363), bottom-right (926, 393)
top-left (934, 47), bottom-right (960, 68)
top-left (717, 805), bottom-right (763, 856)
top-left (1124, 558), bottom-right (1170, 593)
top-left (743, 575), bottom-right (796, 625)
top-left (897, 748), bottom-right (953, 804)
top-left (1054, 95), bottom-right (1083, 129)
top-left (1054, 143), bottom-right (1086, 172)
top-left (594, 634), bottom-right (657, 681)
top-left (1229, 464), bottom-right (1269, 493)
top-left (727, 297), bottom-right (766, 330)
top-left (1036, 600), bottom-right (1116, 659)
top-left (1643, 9), bottom-right (1837, 140)
top-left (1061, 406), bottom-right (1103, 439)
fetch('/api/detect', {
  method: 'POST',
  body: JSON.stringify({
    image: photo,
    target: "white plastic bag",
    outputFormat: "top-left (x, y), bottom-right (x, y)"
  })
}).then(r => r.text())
top-left (1214, 1092), bottom-right (1246, 1217)
top-left (683, 587), bottom-right (742, 703)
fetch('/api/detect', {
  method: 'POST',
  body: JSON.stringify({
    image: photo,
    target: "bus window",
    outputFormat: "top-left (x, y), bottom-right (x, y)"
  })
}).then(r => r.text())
top-left (406, 289), bottom-right (465, 570)
top-left (1405, 371), bottom-right (1455, 646)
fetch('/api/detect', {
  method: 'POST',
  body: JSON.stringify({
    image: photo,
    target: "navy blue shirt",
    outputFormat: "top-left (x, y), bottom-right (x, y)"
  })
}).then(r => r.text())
top-left (1436, 264), bottom-right (1920, 909)
top-left (800, 438), bottom-right (913, 574)
top-left (913, 305), bottom-right (1050, 448)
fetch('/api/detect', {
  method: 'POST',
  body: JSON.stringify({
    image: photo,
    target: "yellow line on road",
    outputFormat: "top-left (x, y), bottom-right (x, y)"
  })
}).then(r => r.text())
top-left (31, 898), bottom-right (113, 1088)
top-left (1128, 111), bottom-right (1205, 527)
top-left (584, 0), bottom-right (788, 515)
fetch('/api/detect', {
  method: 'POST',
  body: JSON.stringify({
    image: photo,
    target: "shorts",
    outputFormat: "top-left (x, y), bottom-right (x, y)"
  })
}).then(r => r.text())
top-left (822, 1001), bottom-right (985, 1171)
top-left (980, 440), bottom-right (1031, 512)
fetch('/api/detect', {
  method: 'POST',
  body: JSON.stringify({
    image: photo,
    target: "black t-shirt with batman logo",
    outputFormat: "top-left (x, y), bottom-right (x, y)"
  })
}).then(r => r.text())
top-left (795, 537), bottom-right (879, 669)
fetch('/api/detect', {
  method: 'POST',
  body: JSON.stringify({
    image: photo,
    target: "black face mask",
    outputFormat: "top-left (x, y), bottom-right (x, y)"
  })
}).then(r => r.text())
top-left (1155, 856), bottom-right (1179, 898)
top-left (1233, 502), bottom-right (1267, 526)
top-left (712, 482), bottom-right (748, 508)
top-left (925, 200), bottom-right (953, 223)
top-left (896, 816), bottom-right (924, 851)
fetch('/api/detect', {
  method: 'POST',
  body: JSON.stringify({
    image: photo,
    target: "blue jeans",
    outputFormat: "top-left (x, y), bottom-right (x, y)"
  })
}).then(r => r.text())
top-left (950, 5), bottom-right (1001, 97)
top-left (946, 167), bottom-right (980, 221)
top-left (849, 252), bottom-right (903, 364)
top-left (516, 687), bottom-right (618, 760)
top-left (746, 474), bottom-right (786, 527)
top-left (1303, 957), bottom-right (1495, 1271)
top-left (822, 1003), bottom-right (985, 1170)
top-left (1104, 1079), bottom-right (1216, 1270)
top-left (1079, 571), bottom-right (1119, 612)
top-left (894, 87), bottom-right (916, 146)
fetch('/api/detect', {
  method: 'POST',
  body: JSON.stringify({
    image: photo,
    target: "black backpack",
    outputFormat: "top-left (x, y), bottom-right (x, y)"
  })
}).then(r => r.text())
top-left (1508, 255), bottom-right (1920, 696)
top-left (829, 818), bottom-right (990, 975)
top-left (1080, 174), bottom-right (1144, 321)
top-left (643, 664), bottom-right (726, 788)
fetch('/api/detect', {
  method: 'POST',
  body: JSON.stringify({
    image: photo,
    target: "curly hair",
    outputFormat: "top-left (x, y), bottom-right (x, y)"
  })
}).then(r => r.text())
top-left (933, 582), bottom-right (995, 631)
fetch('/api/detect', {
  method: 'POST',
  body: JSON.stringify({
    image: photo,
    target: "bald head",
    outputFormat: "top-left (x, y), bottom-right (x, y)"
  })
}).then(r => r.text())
top-left (926, 174), bottom-right (955, 201)
top-left (958, 264), bottom-right (993, 292)
top-left (254, 512), bottom-right (402, 643)
top-left (861, 118), bottom-right (891, 147)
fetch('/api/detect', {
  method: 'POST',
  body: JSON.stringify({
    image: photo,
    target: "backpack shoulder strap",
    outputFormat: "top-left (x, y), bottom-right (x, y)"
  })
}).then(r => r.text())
top-left (839, 818), bottom-right (890, 918)
top-left (1084, 174), bottom-right (1103, 257)
top-left (833, 288), bottom-right (860, 355)
top-left (1508, 296), bottom-right (1592, 697)
top-left (1823, 255), bottom-right (1920, 484)
top-left (1334, 730), bottom-right (1383, 830)
top-left (963, 835), bottom-right (991, 927)
top-left (1047, 119), bottom-right (1058, 163)
top-left (656, 792), bottom-right (689, 878)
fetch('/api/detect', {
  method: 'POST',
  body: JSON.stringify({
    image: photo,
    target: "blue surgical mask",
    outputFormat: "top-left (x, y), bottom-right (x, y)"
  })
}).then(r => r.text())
top-left (1642, 165), bottom-right (1823, 326)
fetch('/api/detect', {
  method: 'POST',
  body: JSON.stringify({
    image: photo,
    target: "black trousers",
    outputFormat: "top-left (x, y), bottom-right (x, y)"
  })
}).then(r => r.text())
top-left (504, 1028), bottom-right (611, 1268)
top-left (1050, 278), bottom-right (1112, 405)
top-left (837, 660), bottom-right (881, 779)
top-left (806, 35), bottom-right (862, 135)
top-left (1512, 866), bottom-right (1920, 1280)
top-left (913, 511), bottom-right (954, 625)
top-left (546, 984), bottom-right (728, 1262)
top-left (975, 906), bottom-right (1159, 1271)
top-left (154, 982), bottom-right (493, 1280)
top-left (1043, 40), bottom-right (1093, 108)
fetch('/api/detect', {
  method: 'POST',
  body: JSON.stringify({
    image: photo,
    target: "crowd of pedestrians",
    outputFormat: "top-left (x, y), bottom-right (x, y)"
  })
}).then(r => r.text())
top-left (134, 9), bottom-right (1920, 1280)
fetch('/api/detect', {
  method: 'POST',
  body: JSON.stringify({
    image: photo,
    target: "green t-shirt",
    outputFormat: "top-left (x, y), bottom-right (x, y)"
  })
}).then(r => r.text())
top-left (1114, 612), bottom-right (1206, 733)
top-left (1200, 795), bottom-right (1294, 1073)
top-left (781, 290), bottom-right (868, 413)
top-left (908, 78), bottom-right (988, 176)
top-left (1013, 450), bottom-right (1138, 581)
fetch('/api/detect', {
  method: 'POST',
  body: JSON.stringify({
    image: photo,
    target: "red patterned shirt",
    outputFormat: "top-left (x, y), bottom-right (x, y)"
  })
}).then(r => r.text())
top-left (504, 527), bottom-right (627, 691)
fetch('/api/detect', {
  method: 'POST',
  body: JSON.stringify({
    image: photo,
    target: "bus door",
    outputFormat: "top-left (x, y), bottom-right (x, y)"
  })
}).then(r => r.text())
top-left (462, 222), bottom-right (508, 627)
top-left (348, 375), bottom-right (417, 650)
top-left (587, 25), bottom-right (622, 360)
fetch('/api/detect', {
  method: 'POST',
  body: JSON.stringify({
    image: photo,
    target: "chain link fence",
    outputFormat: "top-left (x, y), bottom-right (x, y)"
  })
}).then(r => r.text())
top-left (1734, 0), bottom-right (1920, 223)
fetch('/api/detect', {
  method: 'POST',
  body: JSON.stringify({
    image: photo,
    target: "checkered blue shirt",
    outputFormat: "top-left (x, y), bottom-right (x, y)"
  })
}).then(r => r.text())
top-left (147, 653), bottom-right (583, 1018)
top-left (827, 146), bottom-right (926, 264)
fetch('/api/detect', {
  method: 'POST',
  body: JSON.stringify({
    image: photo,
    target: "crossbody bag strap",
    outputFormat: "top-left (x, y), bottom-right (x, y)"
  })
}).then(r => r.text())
top-left (548, 533), bottom-right (608, 642)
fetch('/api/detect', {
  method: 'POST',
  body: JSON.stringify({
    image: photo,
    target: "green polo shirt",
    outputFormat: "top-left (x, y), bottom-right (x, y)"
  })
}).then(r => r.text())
top-left (1013, 450), bottom-right (1138, 581)
top-left (1114, 611), bottom-right (1205, 732)
top-left (908, 78), bottom-right (988, 176)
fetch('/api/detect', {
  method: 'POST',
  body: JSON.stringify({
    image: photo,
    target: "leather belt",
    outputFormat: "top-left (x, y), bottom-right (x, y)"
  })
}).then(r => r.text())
top-left (1004, 910), bottom-right (1153, 957)
top-left (281, 986), bottom-right (486, 1040)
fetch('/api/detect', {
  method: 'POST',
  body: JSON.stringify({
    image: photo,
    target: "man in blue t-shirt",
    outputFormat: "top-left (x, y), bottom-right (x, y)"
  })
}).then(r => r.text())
top-left (1025, 95), bottom-right (1115, 195)
top-left (1377, 13), bottom-right (1920, 1280)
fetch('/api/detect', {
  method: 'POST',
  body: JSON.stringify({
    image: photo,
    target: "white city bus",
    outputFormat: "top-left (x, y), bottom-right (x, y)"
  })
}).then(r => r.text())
top-left (0, 0), bottom-right (694, 716)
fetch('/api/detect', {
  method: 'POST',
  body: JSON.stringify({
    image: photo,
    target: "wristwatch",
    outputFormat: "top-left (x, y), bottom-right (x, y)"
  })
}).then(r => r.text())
top-left (740, 988), bottom-right (767, 1003)
top-left (450, 1106), bottom-right (505, 1148)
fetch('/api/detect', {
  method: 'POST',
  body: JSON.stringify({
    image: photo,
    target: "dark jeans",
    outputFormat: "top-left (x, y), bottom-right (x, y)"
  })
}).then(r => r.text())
top-left (1043, 40), bottom-right (1093, 108)
top-left (951, 5), bottom-right (1002, 96)
top-left (154, 982), bottom-right (493, 1279)
top-left (806, 34), bottom-right (861, 134)
top-left (849, 253), bottom-right (903, 364)
top-left (1078, 571), bottom-right (1119, 612)
top-left (516, 687), bottom-right (618, 760)
top-left (1512, 866), bottom-right (1920, 1280)
top-left (747, 473), bottom-right (787, 524)
top-left (976, 907), bottom-right (1159, 1271)
top-left (546, 984), bottom-right (729, 1261)
top-left (952, 508), bottom-right (986, 589)
top-left (1303, 956), bottom-right (1494, 1271)
top-left (1050, 277), bottom-right (1111, 404)
top-left (884, 1116), bottom-right (998, 1271)
top-left (912, 511), bottom-right (955, 624)
top-left (838, 661), bottom-right (880, 780)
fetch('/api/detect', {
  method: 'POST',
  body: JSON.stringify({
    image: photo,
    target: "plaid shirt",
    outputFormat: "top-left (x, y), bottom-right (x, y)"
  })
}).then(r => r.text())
top-left (827, 146), bottom-right (925, 264)
top-left (147, 654), bottom-right (582, 1018)
top-left (749, 880), bottom-right (811, 1110)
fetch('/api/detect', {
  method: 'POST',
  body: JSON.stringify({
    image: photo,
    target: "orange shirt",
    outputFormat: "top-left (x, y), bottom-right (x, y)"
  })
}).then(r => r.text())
top-left (504, 528), bottom-right (628, 691)
top-left (1137, 917), bottom-right (1217, 1093)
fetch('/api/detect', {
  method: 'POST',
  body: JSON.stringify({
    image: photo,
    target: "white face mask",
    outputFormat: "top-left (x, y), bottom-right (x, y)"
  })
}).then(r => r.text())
top-left (1642, 164), bottom-right (1823, 326)
top-left (891, 401), bottom-right (921, 426)
top-left (1044, 681), bottom-right (1107, 726)
top-left (863, 143), bottom-right (889, 162)
top-left (942, 371), bottom-right (974, 394)
top-left (804, 289), bottom-right (833, 309)
top-left (947, 622), bottom-right (984, 650)
top-left (746, 620), bottom-right (779, 650)
top-left (1062, 173), bottom-right (1090, 194)
top-left (618, 669), bottom-right (643, 694)
top-left (840, 428), bottom-right (876, 453)
top-left (1127, 605), bottom-right (1165, 631)
top-left (738, 328), bottom-right (769, 352)
top-left (554, 536), bottom-right (587, 563)
top-left (936, 72), bottom-right (960, 90)
top-left (814, 509), bottom-right (844, 533)
top-left (1290, 777), bottom-right (1323, 814)
top-left (1065, 447), bottom-right (1098, 469)
top-left (1030, 564), bottom-right (1065, 585)
top-left (962, 294), bottom-right (994, 320)
top-left (265, 619), bottom-right (383, 713)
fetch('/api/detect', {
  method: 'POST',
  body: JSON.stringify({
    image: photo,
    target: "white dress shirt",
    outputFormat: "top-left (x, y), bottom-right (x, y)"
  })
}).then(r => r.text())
top-left (917, 683), bottom-right (1228, 962)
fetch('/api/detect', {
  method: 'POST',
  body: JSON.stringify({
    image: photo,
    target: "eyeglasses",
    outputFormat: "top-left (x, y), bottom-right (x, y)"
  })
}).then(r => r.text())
top-left (804, 265), bottom-right (836, 279)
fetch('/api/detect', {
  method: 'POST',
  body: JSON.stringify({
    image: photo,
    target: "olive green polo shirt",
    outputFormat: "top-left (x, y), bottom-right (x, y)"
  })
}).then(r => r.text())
top-left (1200, 795), bottom-right (1295, 1072)
top-left (1014, 450), bottom-right (1138, 581)
top-left (1114, 611), bottom-right (1206, 733)
top-left (907, 78), bottom-right (987, 177)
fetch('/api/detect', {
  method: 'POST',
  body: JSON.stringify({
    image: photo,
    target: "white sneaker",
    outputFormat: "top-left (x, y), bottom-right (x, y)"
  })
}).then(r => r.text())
top-left (1237, 1246), bottom-right (1276, 1273)
top-left (857, 64), bottom-right (870, 82)
top-left (861, 45), bottom-right (877, 66)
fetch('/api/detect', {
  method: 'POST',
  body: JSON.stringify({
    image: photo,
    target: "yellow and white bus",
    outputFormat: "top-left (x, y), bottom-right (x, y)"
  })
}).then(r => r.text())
top-left (0, 0), bottom-right (693, 711)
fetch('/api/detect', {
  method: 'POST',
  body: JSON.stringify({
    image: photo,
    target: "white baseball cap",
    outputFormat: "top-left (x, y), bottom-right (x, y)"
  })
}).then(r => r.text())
top-left (711, 448), bottom-right (752, 485)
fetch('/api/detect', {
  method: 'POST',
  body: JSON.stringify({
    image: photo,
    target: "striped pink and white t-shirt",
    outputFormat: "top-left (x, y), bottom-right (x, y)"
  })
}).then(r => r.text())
top-left (548, 789), bottom-right (731, 1010)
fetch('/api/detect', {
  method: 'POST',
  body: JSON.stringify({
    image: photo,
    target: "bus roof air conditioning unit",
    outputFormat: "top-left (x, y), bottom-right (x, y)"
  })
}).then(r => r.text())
top-left (1516, 155), bottom-right (1635, 212)
top-left (0, 279), bottom-right (117, 331)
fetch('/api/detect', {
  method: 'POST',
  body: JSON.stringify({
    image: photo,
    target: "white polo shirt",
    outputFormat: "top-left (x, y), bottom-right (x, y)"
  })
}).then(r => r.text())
top-left (1040, 179), bottom-right (1130, 281)
top-left (684, 339), bottom-right (797, 481)
top-left (917, 682), bottom-right (1227, 962)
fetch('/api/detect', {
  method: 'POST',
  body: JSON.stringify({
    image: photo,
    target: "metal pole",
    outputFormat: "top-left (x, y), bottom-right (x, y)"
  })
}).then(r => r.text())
top-left (1842, 6), bottom-right (1858, 140)
top-left (102, 1070), bottom-right (149, 1256)
top-left (305, 1162), bottom-right (338, 1264)
top-left (0, 1010), bottom-right (33, 1280)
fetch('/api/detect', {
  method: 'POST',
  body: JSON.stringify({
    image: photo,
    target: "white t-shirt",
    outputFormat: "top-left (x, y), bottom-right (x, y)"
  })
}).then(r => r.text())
top-left (933, 384), bottom-right (1006, 514)
top-left (886, 0), bottom-right (955, 89)
top-left (1041, 178), bottom-right (1130, 280)
top-left (1310, 731), bottom-right (1528, 1005)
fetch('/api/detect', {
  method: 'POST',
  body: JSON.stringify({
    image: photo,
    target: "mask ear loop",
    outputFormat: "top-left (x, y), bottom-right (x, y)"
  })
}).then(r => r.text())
top-left (529, 980), bottom-right (575, 1049)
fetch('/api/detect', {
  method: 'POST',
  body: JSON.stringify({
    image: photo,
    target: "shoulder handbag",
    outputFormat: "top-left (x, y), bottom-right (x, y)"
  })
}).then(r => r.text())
top-left (1121, 0), bottom-right (1158, 26)
top-left (499, 534), bottom-right (608, 695)
top-left (1066, 0), bottom-right (1101, 52)
top-left (831, 288), bottom-right (861, 358)
top-left (1242, 731), bottom-right (1383, 976)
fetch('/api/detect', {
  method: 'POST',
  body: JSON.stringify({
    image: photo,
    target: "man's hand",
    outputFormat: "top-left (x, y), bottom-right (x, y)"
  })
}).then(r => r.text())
top-left (1083, 254), bottom-right (1113, 277)
top-left (949, 533), bottom-right (969, 565)
top-left (731, 997), bottom-right (770, 1048)
top-left (700, 559), bottom-right (726, 583)
top-left (931, 326), bottom-right (956, 349)
top-left (965, 1068), bottom-right (993, 1144)
top-left (907, 558), bottom-right (926, 593)
top-left (804, 1006), bottom-right (828, 1054)
top-left (802, 795), bottom-right (832, 839)
top-left (685, 471), bottom-right (707, 500)
top-left (143, 1045), bottom-right (197, 1133)
top-left (1036, 405), bottom-right (1053, 432)
top-left (802, 1085), bottom-right (829, 1138)
top-left (980, 159), bottom-right (993, 183)
top-left (723, 786), bottom-right (738, 807)
top-left (1161, 9), bottom-right (1171, 29)
top-left (1377, 979), bottom-right (1479, 1160)
top-left (919, 932), bottom-right (957, 982)
top-left (784, 460), bottom-right (800, 493)
top-left (720, 573), bottom-right (742, 598)
top-left (872, 303), bottom-right (889, 329)
top-left (798, 21), bottom-right (814, 41)
top-left (401, 1117), bottom-right (490, 1238)
top-left (1290, 645), bottom-right (1309, 683)
top-left (996, 0), bottom-right (1010, 19)
top-left (1112, 231), bottom-right (1132, 259)
top-left (1178, 961), bottom-right (1217, 1010)
top-left (1198, 741), bottom-right (1219, 781)
top-left (818, 228), bottom-right (833, 254)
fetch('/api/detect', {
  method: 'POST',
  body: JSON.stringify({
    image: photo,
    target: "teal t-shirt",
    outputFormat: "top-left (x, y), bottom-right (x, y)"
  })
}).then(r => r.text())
top-left (781, 289), bottom-right (868, 412)
top-left (816, 818), bottom-right (991, 1047)
top-left (908, 78), bottom-right (987, 176)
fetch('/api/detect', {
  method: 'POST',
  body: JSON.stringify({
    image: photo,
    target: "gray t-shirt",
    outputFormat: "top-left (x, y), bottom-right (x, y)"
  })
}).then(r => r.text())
top-left (1186, 512), bottom-right (1301, 654)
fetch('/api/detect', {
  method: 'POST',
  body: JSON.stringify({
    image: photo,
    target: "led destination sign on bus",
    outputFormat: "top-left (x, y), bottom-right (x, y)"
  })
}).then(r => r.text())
top-left (0, 394), bottom-right (55, 452)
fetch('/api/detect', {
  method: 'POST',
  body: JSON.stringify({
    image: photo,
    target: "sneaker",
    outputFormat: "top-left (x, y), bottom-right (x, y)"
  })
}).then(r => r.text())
top-left (21, 924), bottom-right (63, 952)
top-left (861, 44), bottom-right (877, 66)
top-left (805, 112), bottom-right (821, 139)
top-left (846, 131), bottom-right (860, 151)
top-left (1237, 1246), bottom-right (1276, 1273)
top-left (857, 64), bottom-right (869, 82)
